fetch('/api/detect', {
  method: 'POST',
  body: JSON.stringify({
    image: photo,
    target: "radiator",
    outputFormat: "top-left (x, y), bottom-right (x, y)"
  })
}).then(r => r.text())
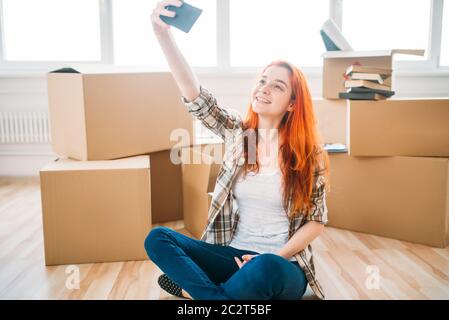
top-left (0, 111), bottom-right (51, 144)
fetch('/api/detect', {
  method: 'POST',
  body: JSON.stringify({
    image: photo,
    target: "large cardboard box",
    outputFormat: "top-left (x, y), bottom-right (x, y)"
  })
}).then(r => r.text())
top-left (181, 144), bottom-right (223, 239)
top-left (40, 155), bottom-right (152, 265)
top-left (149, 149), bottom-right (184, 224)
top-left (347, 98), bottom-right (449, 157)
top-left (326, 153), bottom-right (449, 248)
top-left (313, 98), bottom-right (347, 144)
top-left (47, 65), bottom-right (194, 160)
top-left (322, 49), bottom-right (424, 99)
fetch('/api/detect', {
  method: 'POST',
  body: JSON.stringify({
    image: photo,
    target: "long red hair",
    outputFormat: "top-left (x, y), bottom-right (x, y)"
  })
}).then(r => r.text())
top-left (242, 60), bottom-right (330, 219)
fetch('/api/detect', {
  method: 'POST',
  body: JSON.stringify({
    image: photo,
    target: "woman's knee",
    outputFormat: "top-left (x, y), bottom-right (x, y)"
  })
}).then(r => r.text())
top-left (255, 253), bottom-right (286, 266)
top-left (144, 226), bottom-right (171, 259)
top-left (233, 254), bottom-right (291, 298)
top-left (253, 254), bottom-right (289, 279)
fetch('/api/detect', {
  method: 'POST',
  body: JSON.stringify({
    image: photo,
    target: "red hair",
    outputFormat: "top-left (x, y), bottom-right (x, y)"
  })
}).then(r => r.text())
top-left (242, 60), bottom-right (330, 219)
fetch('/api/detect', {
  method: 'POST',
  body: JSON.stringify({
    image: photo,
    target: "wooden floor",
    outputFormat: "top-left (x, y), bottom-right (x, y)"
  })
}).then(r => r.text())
top-left (1, 176), bottom-right (448, 300)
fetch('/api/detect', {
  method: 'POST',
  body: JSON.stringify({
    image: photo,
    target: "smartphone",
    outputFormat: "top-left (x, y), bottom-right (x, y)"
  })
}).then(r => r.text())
top-left (160, 1), bottom-right (203, 33)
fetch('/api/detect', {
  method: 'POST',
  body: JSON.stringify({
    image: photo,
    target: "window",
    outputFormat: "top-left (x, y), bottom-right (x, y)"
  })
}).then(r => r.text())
top-left (1, 0), bottom-right (101, 61)
top-left (112, 0), bottom-right (216, 67)
top-left (229, 0), bottom-right (329, 67)
top-left (441, 0), bottom-right (449, 66)
top-left (342, 0), bottom-right (431, 60)
top-left (0, 0), bottom-right (446, 70)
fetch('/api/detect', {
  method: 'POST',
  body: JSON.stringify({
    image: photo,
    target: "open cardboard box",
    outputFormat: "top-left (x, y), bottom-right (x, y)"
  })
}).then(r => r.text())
top-left (47, 64), bottom-right (194, 160)
top-left (322, 49), bottom-right (425, 99)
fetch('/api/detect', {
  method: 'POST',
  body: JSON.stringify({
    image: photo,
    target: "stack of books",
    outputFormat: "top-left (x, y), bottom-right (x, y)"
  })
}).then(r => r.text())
top-left (339, 65), bottom-right (395, 100)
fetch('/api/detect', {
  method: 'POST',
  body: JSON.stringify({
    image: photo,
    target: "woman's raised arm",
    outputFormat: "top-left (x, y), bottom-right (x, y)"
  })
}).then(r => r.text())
top-left (151, 0), bottom-right (201, 102)
top-left (151, 1), bottom-right (242, 140)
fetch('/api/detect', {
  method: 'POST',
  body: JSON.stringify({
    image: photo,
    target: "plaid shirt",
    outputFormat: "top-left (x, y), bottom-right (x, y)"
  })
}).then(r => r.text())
top-left (181, 85), bottom-right (329, 300)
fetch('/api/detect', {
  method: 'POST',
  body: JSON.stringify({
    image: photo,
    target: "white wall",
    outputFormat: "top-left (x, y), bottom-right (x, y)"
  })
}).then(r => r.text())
top-left (1, 69), bottom-right (449, 176)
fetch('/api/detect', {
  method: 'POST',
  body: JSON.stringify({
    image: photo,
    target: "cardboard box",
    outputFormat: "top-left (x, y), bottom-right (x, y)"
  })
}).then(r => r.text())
top-left (347, 98), bottom-right (449, 157)
top-left (322, 49), bottom-right (424, 99)
top-left (149, 149), bottom-right (184, 224)
top-left (47, 64), bottom-right (194, 160)
top-left (181, 144), bottom-right (223, 239)
top-left (313, 98), bottom-right (347, 144)
top-left (40, 155), bottom-right (152, 265)
top-left (326, 153), bottom-right (449, 248)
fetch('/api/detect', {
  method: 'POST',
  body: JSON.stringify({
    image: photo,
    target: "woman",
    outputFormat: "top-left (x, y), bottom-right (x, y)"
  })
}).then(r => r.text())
top-left (145, 0), bottom-right (330, 300)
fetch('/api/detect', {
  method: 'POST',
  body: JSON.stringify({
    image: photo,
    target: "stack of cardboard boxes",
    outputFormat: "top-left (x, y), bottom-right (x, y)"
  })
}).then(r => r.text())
top-left (41, 65), bottom-right (199, 265)
top-left (322, 50), bottom-right (449, 248)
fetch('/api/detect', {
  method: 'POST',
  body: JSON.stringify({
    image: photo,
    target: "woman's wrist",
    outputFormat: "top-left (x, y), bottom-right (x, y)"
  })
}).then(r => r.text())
top-left (154, 29), bottom-right (170, 39)
top-left (275, 250), bottom-right (290, 259)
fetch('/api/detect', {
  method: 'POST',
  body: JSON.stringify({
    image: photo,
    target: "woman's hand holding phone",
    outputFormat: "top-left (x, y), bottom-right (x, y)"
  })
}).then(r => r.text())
top-left (150, 0), bottom-right (183, 36)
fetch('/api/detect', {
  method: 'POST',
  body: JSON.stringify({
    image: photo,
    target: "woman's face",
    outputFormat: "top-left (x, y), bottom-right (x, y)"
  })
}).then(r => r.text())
top-left (251, 65), bottom-right (294, 118)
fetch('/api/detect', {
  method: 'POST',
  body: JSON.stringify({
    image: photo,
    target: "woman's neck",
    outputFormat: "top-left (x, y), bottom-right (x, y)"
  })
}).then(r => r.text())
top-left (257, 115), bottom-right (282, 131)
top-left (257, 116), bottom-right (282, 145)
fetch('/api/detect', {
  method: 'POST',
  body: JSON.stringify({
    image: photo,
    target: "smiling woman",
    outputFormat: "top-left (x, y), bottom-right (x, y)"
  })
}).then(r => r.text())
top-left (146, 0), bottom-right (330, 301)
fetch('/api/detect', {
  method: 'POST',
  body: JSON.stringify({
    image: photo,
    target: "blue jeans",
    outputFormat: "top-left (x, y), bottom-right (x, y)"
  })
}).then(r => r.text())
top-left (144, 226), bottom-right (308, 300)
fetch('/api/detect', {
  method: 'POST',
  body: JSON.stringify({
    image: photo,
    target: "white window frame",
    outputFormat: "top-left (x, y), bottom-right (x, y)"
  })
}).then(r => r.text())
top-left (434, 0), bottom-right (448, 69)
top-left (0, 0), bottom-right (113, 73)
top-left (392, 0), bottom-right (444, 70)
top-left (0, 0), bottom-right (447, 75)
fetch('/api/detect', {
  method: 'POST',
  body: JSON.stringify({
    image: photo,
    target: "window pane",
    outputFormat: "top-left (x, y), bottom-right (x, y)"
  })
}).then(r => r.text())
top-left (230, 0), bottom-right (329, 67)
top-left (343, 0), bottom-right (430, 60)
top-left (113, 0), bottom-right (216, 67)
top-left (2, 0), bottom-right (101, 61)
top-left (441, 0), bottom-right (449, 66)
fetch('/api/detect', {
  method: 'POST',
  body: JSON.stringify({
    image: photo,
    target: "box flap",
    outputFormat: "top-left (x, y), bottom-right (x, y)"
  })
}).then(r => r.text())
top-left (49, 67), bottom-right (81, 74)
top-left (322, 49), bottom-right (425, 59)
top-left (48, 63), bottom-right (167, 74)
top-left (41, 155), bottom-right (150, 172)
top-left (391, 49), bottom-right (425, 56)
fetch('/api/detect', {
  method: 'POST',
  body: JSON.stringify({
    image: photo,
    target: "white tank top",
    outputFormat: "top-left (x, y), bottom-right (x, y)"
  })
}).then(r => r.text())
top-left (229, 168), bottom-right (296, 261)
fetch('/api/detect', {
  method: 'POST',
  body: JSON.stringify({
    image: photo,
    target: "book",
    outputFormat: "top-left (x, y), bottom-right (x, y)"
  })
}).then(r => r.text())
top-left (160, 1), bottom-right (203, 33)
top-left (346, 87), bottom-right (395, 97)
top-left (349, 72), bottom-right (390, 84)
top-left (345, 79), bottom-right (391, 91)
top-left (323, 143), bottom-right (347, 153)
top-left (320, 18), bottom-right (353, 51)
top-left (345, 65), bottom-right (392, 77)
top-left (320, 29), bottom-right (340, 51)
top-left (339, 92), bottom-right (387, 100)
